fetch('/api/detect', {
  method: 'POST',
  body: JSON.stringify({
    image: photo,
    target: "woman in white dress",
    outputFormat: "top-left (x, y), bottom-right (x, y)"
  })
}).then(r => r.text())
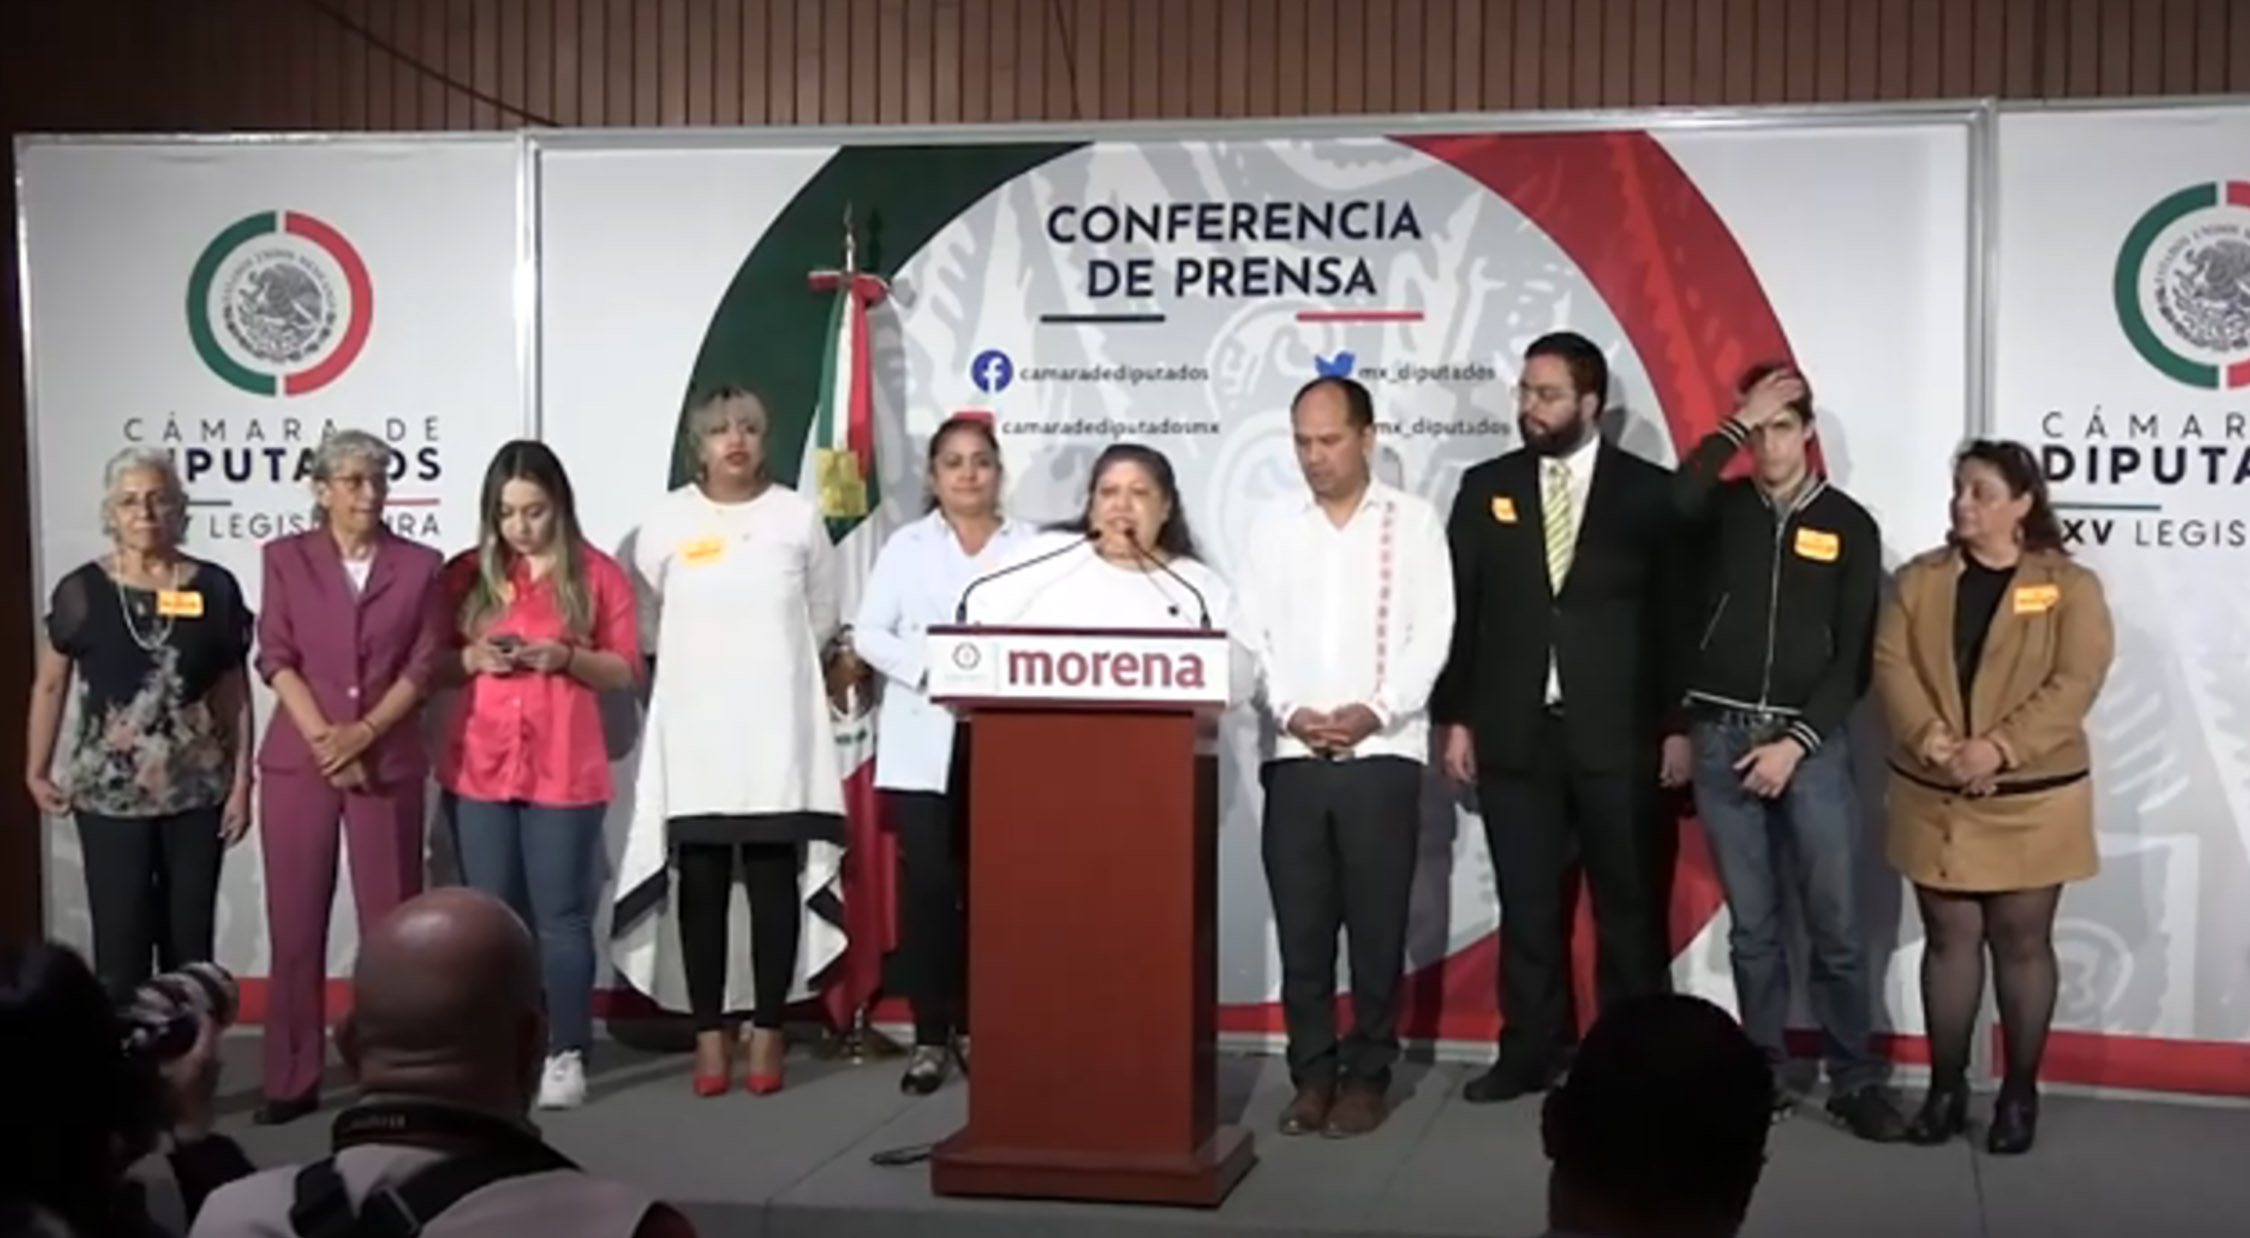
top-left (964, 442), bottom-right (1232, 631)
top-left (624, 386), bottom-right (844, 1097)
top-left (852, 415), bottom-right (1035, 1095)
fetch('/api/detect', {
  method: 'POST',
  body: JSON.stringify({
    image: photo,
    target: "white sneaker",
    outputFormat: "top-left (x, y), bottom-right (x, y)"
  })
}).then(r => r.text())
top-left (537, 1050), bottom-right (587, 1110)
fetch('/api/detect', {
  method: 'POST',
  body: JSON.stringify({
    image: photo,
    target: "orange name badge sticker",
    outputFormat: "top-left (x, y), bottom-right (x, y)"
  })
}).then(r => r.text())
top-left (155, 590), bottom-right (204, 619)
top-left (1793, 527), bottom-right (1841, 562)
top-left (1490, 495), bottom-right (1519, 524)
top-left (2013, 583), bottom-right (2061, 614)
top-left (679, 536), bottom-right (725, 567)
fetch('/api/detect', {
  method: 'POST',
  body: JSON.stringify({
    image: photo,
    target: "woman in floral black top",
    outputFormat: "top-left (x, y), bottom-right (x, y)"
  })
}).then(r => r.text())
top-left (24, 447), bottom-right (254, 998)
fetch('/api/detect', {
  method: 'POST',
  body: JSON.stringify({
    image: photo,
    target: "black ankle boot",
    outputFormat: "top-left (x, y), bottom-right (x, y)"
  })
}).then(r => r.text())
top-left (1904, 1078), bottom-right (1969, 1145)
top-left (1987, 1082), bottom-right (2039, 1156)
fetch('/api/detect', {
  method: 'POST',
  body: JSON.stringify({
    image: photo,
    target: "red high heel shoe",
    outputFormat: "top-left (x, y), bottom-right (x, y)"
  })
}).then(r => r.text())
top-left (744, 1029), bottom-right (786, 1095)
top-left (692, 1032), bottom-right (731, 1098)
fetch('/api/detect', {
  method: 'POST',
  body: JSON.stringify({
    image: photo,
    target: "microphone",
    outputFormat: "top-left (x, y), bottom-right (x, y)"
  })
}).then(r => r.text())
top-left (953, 529), bottom-right (1099, 623)
top-left (1127, 532), bottom-right (1212, 629)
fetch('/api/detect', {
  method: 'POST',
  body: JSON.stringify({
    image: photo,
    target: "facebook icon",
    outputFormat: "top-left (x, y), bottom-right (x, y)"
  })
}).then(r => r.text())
top-left (970, 349), bottom-right (1015, 394)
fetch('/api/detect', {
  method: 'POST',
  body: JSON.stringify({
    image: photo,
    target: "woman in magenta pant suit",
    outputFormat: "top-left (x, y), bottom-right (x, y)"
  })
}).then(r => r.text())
top-left (252, 429), bottom-right (445, 1124)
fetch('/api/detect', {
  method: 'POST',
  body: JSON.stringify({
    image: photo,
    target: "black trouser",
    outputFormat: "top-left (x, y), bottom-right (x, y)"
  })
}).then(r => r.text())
top-left (76, 807), bottom-right (225, 999)
top-left (1261, 755), bottom-right (1423, 1089)
top-left (673, 841), bottom-right (801, 1031)
top-left (887, 788), bottom-right (969, 1046)
top-left (1479, 709), bottom-right (1667, 1069)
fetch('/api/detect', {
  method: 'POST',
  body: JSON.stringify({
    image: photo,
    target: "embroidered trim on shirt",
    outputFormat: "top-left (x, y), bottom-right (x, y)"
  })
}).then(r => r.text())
top-left (1372, 497), bottom-right (1397, 702)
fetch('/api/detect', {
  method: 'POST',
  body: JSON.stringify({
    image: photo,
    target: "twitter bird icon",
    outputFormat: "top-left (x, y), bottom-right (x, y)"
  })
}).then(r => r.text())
top-left (1315, 351), bottom-right (1356, 378)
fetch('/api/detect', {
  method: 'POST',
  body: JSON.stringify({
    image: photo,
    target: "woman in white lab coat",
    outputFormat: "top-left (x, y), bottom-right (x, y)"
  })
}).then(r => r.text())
top-left (851, 415), bottom-right (1034, 1095)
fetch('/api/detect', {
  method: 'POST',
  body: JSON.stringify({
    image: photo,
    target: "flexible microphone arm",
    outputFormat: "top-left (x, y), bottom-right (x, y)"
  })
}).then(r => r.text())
top-left (952, 530), bottom-right (1099, 623)
top-left (1128, 534), bottom-right (1213, 630)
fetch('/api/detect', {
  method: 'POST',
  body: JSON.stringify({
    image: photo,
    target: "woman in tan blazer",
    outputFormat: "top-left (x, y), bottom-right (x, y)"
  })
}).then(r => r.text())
top-left (1873, 439), bottom-right (2113, 1158)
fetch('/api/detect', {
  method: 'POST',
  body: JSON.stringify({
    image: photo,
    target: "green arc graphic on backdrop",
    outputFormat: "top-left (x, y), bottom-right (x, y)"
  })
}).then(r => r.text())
top-left (670, 142), bottom-right (1082, 489)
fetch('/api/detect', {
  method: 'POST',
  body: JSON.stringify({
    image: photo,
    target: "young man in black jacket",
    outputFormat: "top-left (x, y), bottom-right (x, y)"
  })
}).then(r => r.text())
top-left (1674, 363), bottom-right (1905, 1142)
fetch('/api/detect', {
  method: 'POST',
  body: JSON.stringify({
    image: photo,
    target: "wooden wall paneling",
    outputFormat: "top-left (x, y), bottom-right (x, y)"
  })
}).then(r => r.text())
top-left (1364, 0), bottom-right (1397, 116)
top-left (1538, 0), bottom-right (1569, 108)
top-left (958, 0), bottom-right (989, 123)
top-left (2129, 0), bottom-right (2165, 95)
top-left (756, 0), bottom-right (786, 125)
top-left (1686, 0), bottom-right (1720, 106)
top-left (2160, 0), bottom-right (2196, 94)
top-left (1573, 0), bottom-right (1605, 108)
top-left (1972, 0), bottom-right (2009, 96)
top-left (2195, 0), bottom-right (2230, 93)
top-left (1716, 0), bottom-right (1750, 105)
top-left (682, 0), bottom-right (712, 125)
top-left (794, 0), bottom-right (822, 125)
top-left (933, 0), bottom-right (963, 124)
top-left (1103, 0), bottom-right (1135, 122)
top-left (1937, 0), bottom-right (1975, 97)
top-left (1659, 0), bottom-right (1692, 104)
top-left (1780, 0), bottom-right (1815, 104)
top-left (1755, 0), bottom-right (1789, 104)
top-left (1451, 0), bottom-right (1485, 113)
top-left (715, 0), bottom-right (743, 125)
top-left (1601, 0), bottom-right (1635, 107)
top-left (1507, 0), bottom-right (1539, 111)
top-left (2228, 0), bottom-right (2250, 91)
top-left (2097, 0), bottom-right (2134, 92)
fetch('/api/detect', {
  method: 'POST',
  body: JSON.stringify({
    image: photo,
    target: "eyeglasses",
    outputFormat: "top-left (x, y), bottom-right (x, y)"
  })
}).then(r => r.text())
top-left (110, 493), bottom-right (181, 514)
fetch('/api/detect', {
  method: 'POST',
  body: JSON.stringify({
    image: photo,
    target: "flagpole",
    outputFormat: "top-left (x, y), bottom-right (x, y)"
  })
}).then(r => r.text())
top-left (814, 201), bottom-right (902, 1066)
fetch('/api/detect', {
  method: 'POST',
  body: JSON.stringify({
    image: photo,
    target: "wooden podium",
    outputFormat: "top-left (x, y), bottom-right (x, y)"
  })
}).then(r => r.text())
top-left (920, 624), bottom-right (1256, 1207)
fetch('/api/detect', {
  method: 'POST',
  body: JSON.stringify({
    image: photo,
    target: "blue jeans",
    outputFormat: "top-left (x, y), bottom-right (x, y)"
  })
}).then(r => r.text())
top-left (452, 797), bottom-right (607, 1054)
top-left (1689, 714), bottom-right (1881, 1093)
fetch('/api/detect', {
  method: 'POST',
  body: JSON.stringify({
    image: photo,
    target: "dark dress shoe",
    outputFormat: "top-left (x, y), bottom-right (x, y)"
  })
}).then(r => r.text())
top-left (254, 1094), bottom-right (319, 1126)
top-left (1462, 1060), bottom-right (1561, 1104)
top-left (1903, 1081), bottom-right (1969, 1145)
top-left (899, 1046), bottom-right (950, 1096)
top-left (1825, 1087), bottom-right (1909, 1143)
top-left (1323, 1085), bottom-right (1390, 1138)
top-left (1278, 1083), bottom-right (1334, 1136)
top-left (1986, 1085), bottom-right (2039, 1156)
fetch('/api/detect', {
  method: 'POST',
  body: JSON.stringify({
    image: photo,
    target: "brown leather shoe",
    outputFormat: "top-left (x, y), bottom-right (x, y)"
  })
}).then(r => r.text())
top-left (1323, 1085), bottom-right (1390, 1138)
top-left (1278, 1083), bottom-right (1334, 1136)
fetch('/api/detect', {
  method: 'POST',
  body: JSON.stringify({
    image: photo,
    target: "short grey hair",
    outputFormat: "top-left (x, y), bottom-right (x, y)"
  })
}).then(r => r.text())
top-left (680, 386), bottom-right (768, 480)
top-left (309, 428), bottom-right (394, 523)
top-left (100, 445), bottom-right (190, 545)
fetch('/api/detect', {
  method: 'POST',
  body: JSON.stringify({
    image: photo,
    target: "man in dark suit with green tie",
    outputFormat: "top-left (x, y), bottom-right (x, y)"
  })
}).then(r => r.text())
top-left (1433, 330), bottom-right (1694, 1103)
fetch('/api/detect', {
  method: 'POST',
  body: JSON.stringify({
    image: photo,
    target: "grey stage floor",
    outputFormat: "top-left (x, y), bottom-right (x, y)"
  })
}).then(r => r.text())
top-left (208, 1034), bottom-right (2250, 1238)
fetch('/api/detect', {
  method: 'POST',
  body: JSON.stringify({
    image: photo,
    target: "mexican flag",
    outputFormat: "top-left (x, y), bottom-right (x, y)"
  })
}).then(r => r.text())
top-left (805, 250), bottom-right (899, 1032)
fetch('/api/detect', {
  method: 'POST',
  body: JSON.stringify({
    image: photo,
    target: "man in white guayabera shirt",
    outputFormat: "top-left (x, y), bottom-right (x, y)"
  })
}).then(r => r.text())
top-left (1235, 375), bottom-right (1454, 1140)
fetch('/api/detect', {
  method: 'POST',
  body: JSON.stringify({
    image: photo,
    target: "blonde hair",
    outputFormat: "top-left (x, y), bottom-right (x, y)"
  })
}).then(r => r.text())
top-left (680, 386), bottom-right (768, 483)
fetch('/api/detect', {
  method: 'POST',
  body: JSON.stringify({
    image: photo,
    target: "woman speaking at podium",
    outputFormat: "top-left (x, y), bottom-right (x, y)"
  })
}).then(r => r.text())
top-left (960, 442), bottom-right (1231, 632)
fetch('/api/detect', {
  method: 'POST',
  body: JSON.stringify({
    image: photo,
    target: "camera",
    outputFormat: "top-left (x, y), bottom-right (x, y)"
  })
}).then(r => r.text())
top-left (118, 962), bottom-right (238, 1063)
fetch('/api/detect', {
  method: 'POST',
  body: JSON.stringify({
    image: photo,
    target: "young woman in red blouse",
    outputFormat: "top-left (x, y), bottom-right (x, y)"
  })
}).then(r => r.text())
top-left (438, 440), bottom-right (640, 1109)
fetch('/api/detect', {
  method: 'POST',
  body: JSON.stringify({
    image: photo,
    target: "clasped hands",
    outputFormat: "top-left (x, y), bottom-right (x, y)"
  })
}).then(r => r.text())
top-left (309, 719), bottom-right (377, 788)
top-left (1921, 724), bottom-right (2005, 796)
top-left (1286, 704), bottom-right (1384, 757)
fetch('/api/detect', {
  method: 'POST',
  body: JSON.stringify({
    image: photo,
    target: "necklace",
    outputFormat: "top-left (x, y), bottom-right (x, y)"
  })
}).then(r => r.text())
top-left (113, 555), bottom-right (185, 653)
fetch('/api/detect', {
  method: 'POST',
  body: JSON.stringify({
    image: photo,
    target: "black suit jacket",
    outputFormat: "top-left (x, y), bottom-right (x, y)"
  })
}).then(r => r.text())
top-left (1431, 441), bottom-right (1690, 774)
